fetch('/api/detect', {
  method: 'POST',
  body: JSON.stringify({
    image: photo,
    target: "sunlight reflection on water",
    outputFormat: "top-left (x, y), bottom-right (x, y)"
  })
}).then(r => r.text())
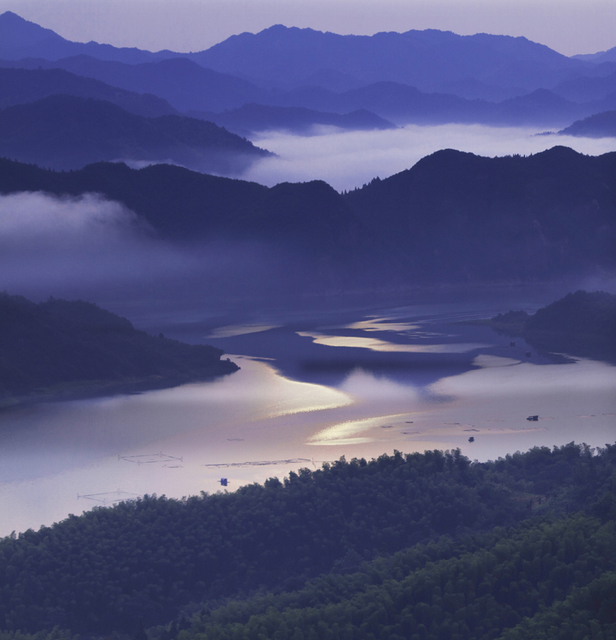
top-left (345, 318), bottom-right (421, 332)
top-left (0, 315), bottom-right (614, 536)
top-left (297, 331), bottom-right (490, 353)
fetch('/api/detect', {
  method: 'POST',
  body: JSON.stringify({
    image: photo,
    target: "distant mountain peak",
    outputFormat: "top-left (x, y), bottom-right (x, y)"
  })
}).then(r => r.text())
top-left (0, 11), bottom-right (166, 63)
top-left (0, 9), bottom-right (66, 43)
top-left (263, 24), bottom-right (293, 32)
top-left (0, 10), bottom-right (29, 23)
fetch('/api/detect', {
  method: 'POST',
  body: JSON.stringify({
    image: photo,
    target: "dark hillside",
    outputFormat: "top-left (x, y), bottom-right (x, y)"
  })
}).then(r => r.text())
top-left (0, 159), bottom-right (378, 286)
top-left (0, 66), bottom-right (177, 117)
top-left (0, 293), bottom-right (238, 401)
top-left (490, 290), bottom-right (616, 362)
top-left (527, 290), bottom-right (616, 336)
top-left (344, 146), bottom-right (616, 282)
top-left (0, 94), bottom-right (270, 173)
top-left (0, 147), bottom-right (614, 287)
top-left (180, 515), bottom-right (616, 640)
top-left (0, 443), bottom-right (614, 635)
top-left (559, 109), bottom-right (616, 137)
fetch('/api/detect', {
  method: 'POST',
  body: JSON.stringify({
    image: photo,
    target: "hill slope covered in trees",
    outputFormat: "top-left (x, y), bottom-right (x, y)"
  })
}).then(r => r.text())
top-left (0, 293), bottom-right (238, 403)
top-left (0, 147), bottom-right (614, 289)
top-left (489, 290), bottom-right (616, 362)
top-left (0, 443), bottom-right (614, 637)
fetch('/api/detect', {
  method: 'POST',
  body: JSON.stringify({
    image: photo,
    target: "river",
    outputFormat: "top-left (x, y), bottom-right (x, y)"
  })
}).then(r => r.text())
top-left (0, 296), bottom-right (614, 536)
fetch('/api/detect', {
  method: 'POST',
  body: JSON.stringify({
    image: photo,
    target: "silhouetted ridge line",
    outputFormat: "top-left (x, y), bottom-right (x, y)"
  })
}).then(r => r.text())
top-left (0, 147), bottom-right (614, 288)
top-left (0, 293), bottom-right (238, 402)
top-left (0, 94), bottom-right (271, 173)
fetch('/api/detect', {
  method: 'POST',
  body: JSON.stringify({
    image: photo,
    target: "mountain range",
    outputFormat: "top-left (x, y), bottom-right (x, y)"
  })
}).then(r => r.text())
top-left (188, 24), bottom-right (597, 95)
top-left (0, 12), bottom-right (604, 95)
top-left (1, 146), bottom-right (613, 290)
top-left (0, 93), bottom-right (271, 173)
top-left (0, 12), bottom-right (613, 290)
top-left (1, 11), bottom-right (615, 137)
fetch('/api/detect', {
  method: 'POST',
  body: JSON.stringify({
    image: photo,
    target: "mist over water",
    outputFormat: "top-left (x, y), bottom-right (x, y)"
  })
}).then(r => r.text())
top-left (0, 191), bottom-right (290, 305)
top-left (0, 123), bottom-right (614, 535)
top-left (0, 192), bottom-right (189, 296)
top-left (245, 124), bottom-right (616, 191)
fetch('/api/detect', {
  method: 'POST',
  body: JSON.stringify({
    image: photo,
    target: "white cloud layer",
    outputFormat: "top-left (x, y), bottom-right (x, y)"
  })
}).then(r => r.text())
top-left (0, 192), bottom-right (195, 296)
top-left (245, 124), bottom-right (616, 192)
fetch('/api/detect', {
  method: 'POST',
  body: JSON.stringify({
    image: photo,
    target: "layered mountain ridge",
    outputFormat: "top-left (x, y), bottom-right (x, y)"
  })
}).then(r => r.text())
top-left (0, 93), bottom-right (271, 173)
top-left (1, 11), bottom-right (615, 135)
top-left (1, 147), bottom-right (613, 290)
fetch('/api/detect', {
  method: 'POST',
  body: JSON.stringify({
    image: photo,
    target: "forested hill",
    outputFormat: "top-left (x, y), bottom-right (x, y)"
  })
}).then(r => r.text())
top-left (0, 146), bottom-right (614, 287)
top-left (490, 290), bottom-right (616, 362)
top-left (0, 293), bottom-right (238, 402)
top-left (0, 158), bottom-right (380, 289)
top-left (559, 109), bottom-right (616, 138)
top-left (0, 94), bottom-right (271, 173)
top-left (343, 146), bottom-right (616, 282)
top-left (0, 443), bottom-right (614, 637)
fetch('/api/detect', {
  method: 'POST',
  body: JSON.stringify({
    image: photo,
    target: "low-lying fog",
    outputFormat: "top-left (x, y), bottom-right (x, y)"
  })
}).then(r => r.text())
top-left (244, 124), bottom-right (616, 191)
top-left (0, 191), bottom-right (287, 307)
top-left (1, 120), bottom-right (614, 534)
top-left (1, 122), bottom-right (614, 311)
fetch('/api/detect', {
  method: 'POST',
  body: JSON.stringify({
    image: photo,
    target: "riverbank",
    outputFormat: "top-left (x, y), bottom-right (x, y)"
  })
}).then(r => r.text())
top-left (0, 293), bottom-right (239, 408)
top-left (474, 291), bottom-right (616, 364)
top-left (0, 366), bottom-right (239, 410)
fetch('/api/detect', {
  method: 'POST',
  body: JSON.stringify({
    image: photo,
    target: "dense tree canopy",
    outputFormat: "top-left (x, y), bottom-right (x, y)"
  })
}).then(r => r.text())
top-left (490, 290), bottom-right (616, 362)
top-left (0, 293), bottom-right (238, 401)
top-left (0, 443), bottom-right (614, 636)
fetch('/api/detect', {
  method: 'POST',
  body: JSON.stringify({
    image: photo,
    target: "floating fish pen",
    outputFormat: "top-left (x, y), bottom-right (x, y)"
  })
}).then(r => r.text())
top-left (118, 452), bottom-right (183, 465)
top-left (77, 490), bottom-right (139, 505)
top-left (204, 458), bottom-right (313, 469)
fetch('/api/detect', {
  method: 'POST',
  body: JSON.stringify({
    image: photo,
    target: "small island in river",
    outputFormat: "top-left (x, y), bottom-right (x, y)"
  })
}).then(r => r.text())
top-left (0, 293), bottom-right (239, 406)
top-left (486, 290), bottom-right (616, 363)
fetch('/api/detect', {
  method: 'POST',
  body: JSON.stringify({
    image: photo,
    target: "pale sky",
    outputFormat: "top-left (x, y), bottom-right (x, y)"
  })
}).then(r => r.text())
top-left (0, 0), bottom-right (614, 57)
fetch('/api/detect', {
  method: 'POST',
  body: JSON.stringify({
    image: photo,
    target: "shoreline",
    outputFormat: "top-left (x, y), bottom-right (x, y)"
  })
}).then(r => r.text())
top-left (0, 366), bottom-right (240, 412)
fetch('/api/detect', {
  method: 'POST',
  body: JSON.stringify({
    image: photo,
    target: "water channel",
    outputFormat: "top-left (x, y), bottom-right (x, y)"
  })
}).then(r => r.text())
top-left (1, 298), bottom-right (614, 536)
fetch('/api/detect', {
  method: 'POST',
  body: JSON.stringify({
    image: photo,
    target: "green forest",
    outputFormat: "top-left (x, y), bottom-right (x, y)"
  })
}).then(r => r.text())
top-left (0, 293), bottom-right (238, 403)
top-left (0, 442), bottom-right (614, 639)
top-left (489, 290), bottom-right (616, 362)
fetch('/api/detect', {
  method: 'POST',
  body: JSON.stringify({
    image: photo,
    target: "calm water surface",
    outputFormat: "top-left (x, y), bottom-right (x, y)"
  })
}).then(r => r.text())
top-left (1, 300), bottom-right (614, 536)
